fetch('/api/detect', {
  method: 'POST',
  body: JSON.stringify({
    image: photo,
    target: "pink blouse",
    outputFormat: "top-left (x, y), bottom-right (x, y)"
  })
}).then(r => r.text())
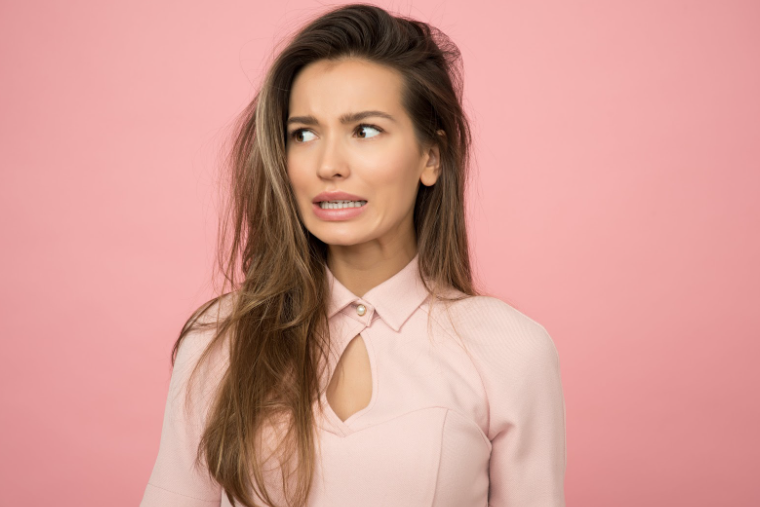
top-left (141, 253), bottom-right (567, 506)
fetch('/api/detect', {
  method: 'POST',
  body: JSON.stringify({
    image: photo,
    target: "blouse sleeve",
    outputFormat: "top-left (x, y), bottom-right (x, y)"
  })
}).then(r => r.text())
top-left (140, 324), bottom-right (225, 507)
top-left (464, 298), bottom-right (567, 506)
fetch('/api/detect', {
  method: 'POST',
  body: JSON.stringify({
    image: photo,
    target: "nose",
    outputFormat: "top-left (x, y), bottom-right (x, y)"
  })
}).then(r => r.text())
top-left (316, 133), bottom-right (349, 180)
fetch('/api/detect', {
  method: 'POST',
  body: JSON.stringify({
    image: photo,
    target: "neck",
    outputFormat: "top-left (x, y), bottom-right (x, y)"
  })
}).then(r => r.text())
top-left (326, 242), bottom-right (417, 298)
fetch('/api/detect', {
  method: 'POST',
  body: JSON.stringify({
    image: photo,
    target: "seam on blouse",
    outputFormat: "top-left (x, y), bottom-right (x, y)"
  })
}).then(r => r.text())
top-left (419, 302), bottom-right (493, 440)
top-left (146, 482), bottom-right (220, 503)
top-left (444, 407), bottom-right (493, 452)
top-left (459, 341), bottom-right (493, 440)
top-left (428, 408), bottom-right (449, 507)
top-left (338, 405), bottom-right (446, 435)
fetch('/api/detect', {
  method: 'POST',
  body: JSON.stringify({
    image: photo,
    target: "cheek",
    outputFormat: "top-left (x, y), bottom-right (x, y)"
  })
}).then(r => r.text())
top-left (286, 158), bottom-right (309, 199)
top-left (365, 147), bottom-right (421, 201)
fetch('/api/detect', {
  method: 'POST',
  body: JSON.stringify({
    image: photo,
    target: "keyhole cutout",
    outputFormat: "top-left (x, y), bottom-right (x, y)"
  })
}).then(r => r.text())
top-left (325, 334), bottom-right (373, 422)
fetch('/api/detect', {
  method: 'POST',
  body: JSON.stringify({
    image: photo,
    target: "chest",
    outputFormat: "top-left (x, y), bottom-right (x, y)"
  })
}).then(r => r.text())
top-left (319, 312), bottom-right (490, 434)
top-left (325, 333), bottom-right (372, 422)
top-left (309, 315), bottom-right (493, 506)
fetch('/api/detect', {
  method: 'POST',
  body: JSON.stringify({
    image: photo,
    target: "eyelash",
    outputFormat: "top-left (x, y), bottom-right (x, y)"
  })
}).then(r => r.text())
top-left (288, 123), bottom-right (383, 142)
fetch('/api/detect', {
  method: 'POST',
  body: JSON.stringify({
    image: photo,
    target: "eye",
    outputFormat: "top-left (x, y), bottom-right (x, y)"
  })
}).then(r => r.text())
top-left (288, 124), bottom-right (383, 144)
top-left (356, 124), bottom-right (382, 139)
top-left (290, 129), bottom-right (316, 143)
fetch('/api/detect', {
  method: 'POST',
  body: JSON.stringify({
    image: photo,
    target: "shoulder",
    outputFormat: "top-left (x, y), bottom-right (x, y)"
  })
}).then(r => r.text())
top-left (185, 291), bottom-right (237, 331)
top-left (444, 293), bottom-right (545, 328)
top-left (179, 292), bottom-right (236, 346)
top-left (172, 292), bottom-right (237, 379)
top-left (427, 293), bottom-right (559, 370)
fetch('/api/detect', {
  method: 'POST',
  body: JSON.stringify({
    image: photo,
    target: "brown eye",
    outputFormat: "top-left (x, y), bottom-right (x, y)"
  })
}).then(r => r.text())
top-left (290, 129), bottom-right (316, 143)
top-left (356, 124), bottom-right (382, 139)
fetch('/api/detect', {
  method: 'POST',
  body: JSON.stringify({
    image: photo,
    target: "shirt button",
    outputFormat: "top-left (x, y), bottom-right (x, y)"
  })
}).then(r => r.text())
top-left (356, 304), bottom-right (367, 316)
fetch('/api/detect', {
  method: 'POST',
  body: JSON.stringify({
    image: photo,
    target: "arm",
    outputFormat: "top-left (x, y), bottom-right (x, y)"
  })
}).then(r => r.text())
top-left (140, 325), bottom-right (225, 507)
top-left (487, 323), bottom-right (567, 506)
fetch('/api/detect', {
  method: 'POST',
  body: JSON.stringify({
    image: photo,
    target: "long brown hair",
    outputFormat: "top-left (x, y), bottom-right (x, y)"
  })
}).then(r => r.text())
top-left (173, 4), bottom-right (479, 506)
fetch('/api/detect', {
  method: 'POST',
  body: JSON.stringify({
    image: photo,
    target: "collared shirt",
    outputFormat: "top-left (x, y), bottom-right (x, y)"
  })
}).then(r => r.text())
top-left (141, 253), bottom-right (567, 506)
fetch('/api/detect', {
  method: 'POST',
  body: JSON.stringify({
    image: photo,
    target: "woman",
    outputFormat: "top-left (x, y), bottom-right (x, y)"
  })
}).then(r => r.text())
top-left (141, 4), bottom-right (566, 506)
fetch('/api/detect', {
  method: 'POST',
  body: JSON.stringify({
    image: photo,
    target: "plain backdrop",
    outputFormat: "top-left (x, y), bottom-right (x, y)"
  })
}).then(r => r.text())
top-left (1, 0), bottom-right (758, 505)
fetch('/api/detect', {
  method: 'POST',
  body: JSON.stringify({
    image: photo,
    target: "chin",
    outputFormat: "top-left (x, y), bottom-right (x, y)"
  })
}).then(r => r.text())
top-left (309, 228), bottom-right (369, 247)
top-left (316, 235), bottom-right (364, 247)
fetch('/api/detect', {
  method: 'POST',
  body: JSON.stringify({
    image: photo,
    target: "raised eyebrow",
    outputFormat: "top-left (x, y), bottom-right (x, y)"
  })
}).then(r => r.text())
top-left (286, 110), bottom-right (396, 126)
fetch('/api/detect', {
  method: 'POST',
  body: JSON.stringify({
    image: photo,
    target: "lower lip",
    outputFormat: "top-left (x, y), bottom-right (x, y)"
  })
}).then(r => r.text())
top-left (312, 202), bottom-right (368, 221)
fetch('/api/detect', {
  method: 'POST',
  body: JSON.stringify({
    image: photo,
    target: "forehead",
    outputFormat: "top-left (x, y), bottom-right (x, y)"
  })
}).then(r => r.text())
top-left (288, 58), bottom-right (405, 117)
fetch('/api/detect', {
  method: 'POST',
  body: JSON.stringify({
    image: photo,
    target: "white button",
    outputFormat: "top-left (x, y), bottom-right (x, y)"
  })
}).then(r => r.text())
top-left (356, 304), bottom-right (366, 316)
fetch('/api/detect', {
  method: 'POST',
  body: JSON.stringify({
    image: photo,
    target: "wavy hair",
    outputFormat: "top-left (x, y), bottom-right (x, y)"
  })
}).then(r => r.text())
top-left (172, 4), bottom-right (478, 506)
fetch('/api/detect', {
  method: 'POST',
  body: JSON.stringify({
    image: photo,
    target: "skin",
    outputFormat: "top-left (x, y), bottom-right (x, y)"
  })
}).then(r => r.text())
top-left (286, 57), bottom-right (442, 298)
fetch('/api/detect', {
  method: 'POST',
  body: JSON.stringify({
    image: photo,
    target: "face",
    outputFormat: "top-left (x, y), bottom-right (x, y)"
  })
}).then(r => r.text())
top-left (285, 57), bottom-right (441, 253)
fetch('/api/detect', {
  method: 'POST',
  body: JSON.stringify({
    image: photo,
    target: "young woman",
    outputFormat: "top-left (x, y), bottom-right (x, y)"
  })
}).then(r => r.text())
top-left (141, 4), bottom-right (566, 506)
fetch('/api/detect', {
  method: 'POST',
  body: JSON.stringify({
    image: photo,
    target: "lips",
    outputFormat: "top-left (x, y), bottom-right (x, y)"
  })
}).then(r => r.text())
top-left (312, 199), bottom-right (368, 221)
top-left (312, 190), bottom-right (367, 203)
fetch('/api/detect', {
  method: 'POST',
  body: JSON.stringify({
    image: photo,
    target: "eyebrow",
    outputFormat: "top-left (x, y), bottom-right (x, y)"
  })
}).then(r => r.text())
top-left (286, 110), bottom-right (397, 127)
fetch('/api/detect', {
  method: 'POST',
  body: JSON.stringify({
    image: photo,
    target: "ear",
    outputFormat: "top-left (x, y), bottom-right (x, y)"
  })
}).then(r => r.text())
top-left (420, 130), bottom-right (445, 187)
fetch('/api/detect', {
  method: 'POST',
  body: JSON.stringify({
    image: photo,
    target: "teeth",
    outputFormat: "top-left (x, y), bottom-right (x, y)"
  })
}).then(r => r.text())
top-left (319, 200), bottom-right (368, 209)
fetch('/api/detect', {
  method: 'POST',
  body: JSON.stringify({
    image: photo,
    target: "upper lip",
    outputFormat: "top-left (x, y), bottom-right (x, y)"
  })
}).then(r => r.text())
top-left (312, 190), bottom-right (367, 203)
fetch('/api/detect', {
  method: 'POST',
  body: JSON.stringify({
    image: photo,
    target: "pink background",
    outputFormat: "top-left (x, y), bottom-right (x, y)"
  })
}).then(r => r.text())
top-left (1, 1), bottom-right (758, 505)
